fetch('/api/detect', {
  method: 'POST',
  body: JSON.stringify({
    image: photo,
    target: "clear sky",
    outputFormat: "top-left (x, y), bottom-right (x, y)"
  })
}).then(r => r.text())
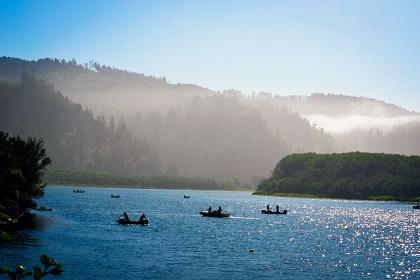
top-left (1, 0), bottom-right (420, 111)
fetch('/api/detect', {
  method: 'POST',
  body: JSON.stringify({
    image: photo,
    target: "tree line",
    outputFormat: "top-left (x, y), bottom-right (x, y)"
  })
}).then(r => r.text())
top-left (0, 73), bottom-right (163, 177)
top-left (255, 152), bottom-right (420, 201)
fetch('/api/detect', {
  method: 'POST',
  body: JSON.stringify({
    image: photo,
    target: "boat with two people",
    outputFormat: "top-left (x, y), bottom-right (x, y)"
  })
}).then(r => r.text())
top-left (200, 206), bottom-right (230, 218)
top-left (117, 212), bottom-right (148, 225)
top-left (73, 189), bottom-right (85, 193)
top-left (184, 195), bottom-right (190, 199)
top-left (261, 204), bottom-right (287, 215)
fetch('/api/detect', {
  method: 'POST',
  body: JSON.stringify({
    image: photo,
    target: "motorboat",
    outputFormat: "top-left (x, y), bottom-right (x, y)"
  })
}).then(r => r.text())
top-left (199, 210), bottom-right (230, 218)
top-left (261, 209), bottom-right (287, 215)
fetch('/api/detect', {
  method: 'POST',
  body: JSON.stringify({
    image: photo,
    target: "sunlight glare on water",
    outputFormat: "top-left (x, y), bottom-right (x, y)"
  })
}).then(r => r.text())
top-left (0, 187), bottom-right (419, 279)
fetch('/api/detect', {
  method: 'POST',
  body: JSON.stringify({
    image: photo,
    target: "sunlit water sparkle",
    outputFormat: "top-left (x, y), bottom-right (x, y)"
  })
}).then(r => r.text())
top-left (1, 186), bottom-right (419, 279)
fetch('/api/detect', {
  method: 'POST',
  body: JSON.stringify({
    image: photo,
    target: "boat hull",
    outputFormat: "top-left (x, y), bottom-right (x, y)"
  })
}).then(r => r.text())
top-left (261, 209), bottom-right (287, 215)
top-left (199, 211), bottom-right (230, 218)
top-left (117, 218), bottom-right (148, 225)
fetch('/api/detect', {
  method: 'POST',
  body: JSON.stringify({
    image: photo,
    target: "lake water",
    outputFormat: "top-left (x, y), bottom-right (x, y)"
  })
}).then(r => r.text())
top-left (1, 186), bottom-right (419, 279)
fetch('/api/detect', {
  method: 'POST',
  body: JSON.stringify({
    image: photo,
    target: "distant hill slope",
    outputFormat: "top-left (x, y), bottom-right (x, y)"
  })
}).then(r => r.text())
top-left (0, 57), bottom-right (214, 116)
top-left (0, 56), bottom-right (414, 118)
top-left (254, 152), bottom-right (420, 201)
top-left (0, 73), bottom-right (162, 177)
top-left (262, 93), bottom-right (413, 117)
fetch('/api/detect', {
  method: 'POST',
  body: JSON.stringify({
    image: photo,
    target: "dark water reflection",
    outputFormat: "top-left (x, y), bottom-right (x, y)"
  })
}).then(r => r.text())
top-left (0, 186), bottom-right (419, 279)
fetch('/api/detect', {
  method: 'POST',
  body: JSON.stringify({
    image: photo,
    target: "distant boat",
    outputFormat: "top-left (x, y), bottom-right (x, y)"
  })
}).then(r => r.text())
top-left (261, 209), bottom-right (287, 215)
top-left (111, 195), bottom-right (120, 198)
top-left (199, 210), bottom-right (230, 218)
top-left (73, 189), bottom-right (85, 193)
top-left (413, 205), bottom-right (420, 209)
top-left (184, 195), bottom-right (190, 198)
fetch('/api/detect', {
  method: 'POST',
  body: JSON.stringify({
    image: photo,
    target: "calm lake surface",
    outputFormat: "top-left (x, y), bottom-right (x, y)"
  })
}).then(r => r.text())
top-left (1, 186), bottom-right (419, 279)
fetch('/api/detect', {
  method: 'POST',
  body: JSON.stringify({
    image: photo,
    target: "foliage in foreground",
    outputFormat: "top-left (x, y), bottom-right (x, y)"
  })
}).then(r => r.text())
top-left (0, 131), bottom-right (51, 221)
top-left (0, 255), bottom-right (63, 279)
top-left (255, 152), bottom-right (420, 201)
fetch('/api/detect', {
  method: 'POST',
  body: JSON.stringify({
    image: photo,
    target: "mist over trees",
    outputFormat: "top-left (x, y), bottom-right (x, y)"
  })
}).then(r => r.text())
top-left (1, 57), bottom-right (420, 182)
top-left (0, 74), bottom-right (162, 177)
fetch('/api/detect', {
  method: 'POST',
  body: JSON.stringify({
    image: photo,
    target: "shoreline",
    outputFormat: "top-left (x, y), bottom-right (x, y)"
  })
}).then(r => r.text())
top-left (252, 191), bottom-right (420, 203)
top-left (47, 183), bottom-right (255, 192)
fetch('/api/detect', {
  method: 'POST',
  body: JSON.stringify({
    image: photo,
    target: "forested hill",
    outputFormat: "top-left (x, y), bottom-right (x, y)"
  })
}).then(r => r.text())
top-left (0, 73), bottom-right (163, 177)
top-left (0, 57), bottom-right (411, 118)
top-left (0, 56), bottom-right (213, 116)
top-left (254, 152), bottom-right (420, 201)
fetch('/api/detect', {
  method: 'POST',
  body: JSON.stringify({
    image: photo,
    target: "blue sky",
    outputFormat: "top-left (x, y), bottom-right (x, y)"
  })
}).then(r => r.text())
top-left (1, 0), bottom-right (420, 111)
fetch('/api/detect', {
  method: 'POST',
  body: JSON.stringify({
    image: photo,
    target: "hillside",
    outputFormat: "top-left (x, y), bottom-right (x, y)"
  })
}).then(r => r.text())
top-left (0, 57), bottom-right (213, 116)
top-left (0, 57), bottom-right (413, 118)
top-left (254, 152), bottom-right (420, 201)
top-left (0, 73), bottom-right (162, 176)
top-left (2, 57), bottom-right (420, 181)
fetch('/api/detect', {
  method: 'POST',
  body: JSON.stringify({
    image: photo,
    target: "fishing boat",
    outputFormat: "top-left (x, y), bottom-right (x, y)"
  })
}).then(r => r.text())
top-left (413, 204), bottom-right (420, 209)
top-left (73, 189), bottom-right (85, 193)
top-left (184, 195), bottom-right (190, 198)
top-left (199, 210), bottom-right (230, 218)
top-left (117, 218), bottom-right (148, 225)
top-left (111, 195), bottom-right (120, 198)
top-left (261, 209), bottom-right (287, 215)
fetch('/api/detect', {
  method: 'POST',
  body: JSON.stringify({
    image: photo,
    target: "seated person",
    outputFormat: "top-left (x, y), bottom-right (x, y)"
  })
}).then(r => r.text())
top-left (139, 213), bottom-right (146, 222)
top-left (123, 212), bottom-right (130, 221)
top-left (217, 206), bottom-right (222, 213)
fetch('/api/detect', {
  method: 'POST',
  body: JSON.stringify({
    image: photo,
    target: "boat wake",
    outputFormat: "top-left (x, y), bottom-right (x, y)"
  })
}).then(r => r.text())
top-left (230, 216), bottom-right (260, 220)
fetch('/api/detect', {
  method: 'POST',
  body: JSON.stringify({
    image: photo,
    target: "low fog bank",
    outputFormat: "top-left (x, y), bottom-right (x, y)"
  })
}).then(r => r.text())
top-left (304, 114), bottom-right (420, 134)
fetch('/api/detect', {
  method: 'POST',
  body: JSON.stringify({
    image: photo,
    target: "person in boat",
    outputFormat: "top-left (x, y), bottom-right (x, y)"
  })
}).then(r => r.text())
top-left (216, 206), bottom-right (222, 213)
top-left (276, 205), bottom-right (279, 213)
top-left (139, 213), bottom-right (146, 222)
top-left (266, 204), bottom-right (270, 212)
top-left (208, 206), bottom-right (212, 213)
top-left (123, 212), bottom-right (130, 221)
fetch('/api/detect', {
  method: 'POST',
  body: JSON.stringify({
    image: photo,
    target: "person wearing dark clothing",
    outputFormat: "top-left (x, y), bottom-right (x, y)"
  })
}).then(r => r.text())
top-left (217, 206), bottom-right (222, 213)
top-left (123, 212), bottom-right (129, 221)
top-left (139, 213), bottom-right (146, 222)
top-left (276, 205), bottom-right (279, 212)
top-left (266, 204), bottom-right (270, 211)
top-left (208, 206), bottom-right (212, 213)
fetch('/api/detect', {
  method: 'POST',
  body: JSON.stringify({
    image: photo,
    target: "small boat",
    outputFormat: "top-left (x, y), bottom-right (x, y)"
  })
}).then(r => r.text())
top-left (117, 218), bottom-right (148, 225)
top-left (261, 209), bottom-right (287, 215)
top-left (184, 195), bottom-right (190, 199)
top-left (199, 210), bottom-right (230, 218)
top-left (73, 189), bottom-right (85, 193)
top-left (412, 205), bottom-right (420, 209)
top-left (111, 195), bottom-right (120, 198)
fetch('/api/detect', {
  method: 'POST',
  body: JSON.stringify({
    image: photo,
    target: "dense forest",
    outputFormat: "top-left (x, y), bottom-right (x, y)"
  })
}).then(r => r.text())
top-left (1, 57), bottom-right (420, 182)
top-left (255, 152), bottom-right (420, 201)
top-left (0, 74), bottom-right (162, 177)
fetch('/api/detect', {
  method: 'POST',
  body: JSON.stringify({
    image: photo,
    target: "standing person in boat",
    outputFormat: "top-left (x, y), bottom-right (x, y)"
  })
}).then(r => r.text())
top-left (276, 205), bottom-right (279, 213)
top-left (123, 212), bottom-right (130, 221)
top-left (266, 204), bottom-right (270, 212)
top-left (208, 206), bottom-right (212, 213)
top-left (139, 213), bottom-right (146, 222)
top-left (217, 206), bottom-right (222, 213)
